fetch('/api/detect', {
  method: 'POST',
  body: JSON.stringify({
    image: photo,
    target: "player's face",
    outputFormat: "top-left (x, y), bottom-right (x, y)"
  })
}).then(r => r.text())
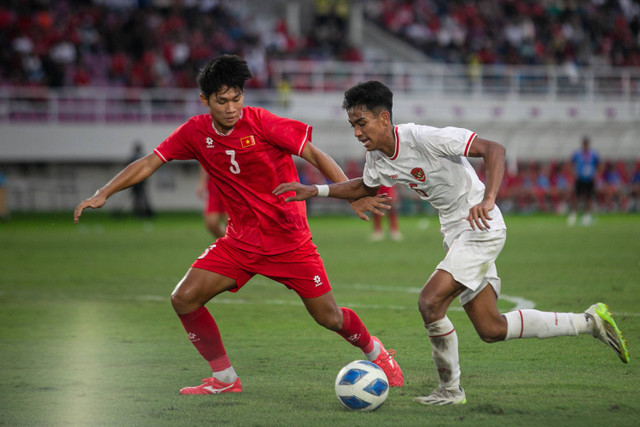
top-left (347, 105), bottom-right (394, 156)
top-left (200, 86), bottom-right (244, 133)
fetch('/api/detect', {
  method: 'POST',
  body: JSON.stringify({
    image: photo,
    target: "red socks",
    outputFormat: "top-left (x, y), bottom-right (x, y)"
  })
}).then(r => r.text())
top-left (180, 306), bottom-right (375, 369)
top-left (178, 306), bottom-right (231, 372)
top-left (337, 307), bottom-right (374, 353)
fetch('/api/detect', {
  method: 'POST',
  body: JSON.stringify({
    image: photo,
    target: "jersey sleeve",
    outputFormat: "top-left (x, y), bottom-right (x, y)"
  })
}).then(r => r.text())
top-left (257, 108), bottom-right (311, 156)
top-left (154, 120), bottom-right (197, 163)
top-left (416, 126), bottom-right (477, 158)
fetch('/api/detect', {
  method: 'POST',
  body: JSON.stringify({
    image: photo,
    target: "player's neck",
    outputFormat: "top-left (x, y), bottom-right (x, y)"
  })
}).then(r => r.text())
top-left (380, 127), bottom-right (397, 158)
top-left (212, 119), bottom-right (234, 136)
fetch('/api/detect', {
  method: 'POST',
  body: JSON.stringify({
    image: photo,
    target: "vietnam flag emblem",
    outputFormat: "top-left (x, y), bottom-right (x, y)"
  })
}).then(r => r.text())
top-left (241, 135), bottom-right (256, 148)
top-left (411, 167), bottom-right (426, 182)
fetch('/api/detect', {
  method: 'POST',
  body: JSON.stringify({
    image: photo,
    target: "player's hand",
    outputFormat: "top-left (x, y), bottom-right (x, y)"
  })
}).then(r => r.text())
top-left (273, 182), bottom-right (317, 201)
top-left (349, 195), bottom-right (392, 221)
top-left (465, 199), bottom-right (494, 231)
top-left (74, 193), bottom-right (107, 223)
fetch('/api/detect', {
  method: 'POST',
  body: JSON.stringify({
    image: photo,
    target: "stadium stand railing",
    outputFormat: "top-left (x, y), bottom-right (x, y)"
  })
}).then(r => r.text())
top-left (2, 62), bottom-right (639, 123)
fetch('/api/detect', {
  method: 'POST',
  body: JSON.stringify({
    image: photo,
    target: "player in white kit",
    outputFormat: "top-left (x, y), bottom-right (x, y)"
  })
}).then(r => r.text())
top-left (274, 80), bottom-right (629, 406)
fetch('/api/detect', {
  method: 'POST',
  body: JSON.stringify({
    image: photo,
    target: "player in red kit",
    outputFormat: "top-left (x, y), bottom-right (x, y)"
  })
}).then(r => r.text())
top-left (73, 55), bottom-right (402, 394)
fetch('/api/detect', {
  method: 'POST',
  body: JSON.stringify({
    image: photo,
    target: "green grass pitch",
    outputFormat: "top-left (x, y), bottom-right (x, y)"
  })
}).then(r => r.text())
top-left (1, 212), bottom-right (639, 426)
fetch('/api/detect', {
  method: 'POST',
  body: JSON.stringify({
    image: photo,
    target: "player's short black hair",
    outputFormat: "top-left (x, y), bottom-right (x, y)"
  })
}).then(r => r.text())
top-left (342, 81), bottom-right (393, 121)
top-left (197, 55), bottom-right (253, 99)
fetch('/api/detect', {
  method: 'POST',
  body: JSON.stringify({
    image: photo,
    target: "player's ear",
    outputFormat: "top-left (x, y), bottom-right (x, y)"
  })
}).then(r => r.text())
top-left (380, 110), bottom-right (391, 126)
top-left (200, 93), bottom-right (209, 107)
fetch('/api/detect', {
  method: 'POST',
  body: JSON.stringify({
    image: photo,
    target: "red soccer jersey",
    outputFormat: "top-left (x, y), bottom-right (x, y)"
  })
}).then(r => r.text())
top-left (154, 106), bottom-right (312, 255)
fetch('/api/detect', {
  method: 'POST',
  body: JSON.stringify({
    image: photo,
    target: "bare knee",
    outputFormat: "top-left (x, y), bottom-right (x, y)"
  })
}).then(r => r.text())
top-left (475, 315), bottom-right (508, 343)
top-left (313, 309), bottom-right (342, 331)
top-left (171, 286), bottom-right (204, 315)
top-left (418, 294), bottom-right (448, 325)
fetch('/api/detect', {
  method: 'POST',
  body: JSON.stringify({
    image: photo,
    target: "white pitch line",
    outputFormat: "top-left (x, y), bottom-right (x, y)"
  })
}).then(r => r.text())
top-left (126, 296), bottom-right (640, 317)
top-left (133, 283), bottom-right (536, 312)
top-left (4, 288), bottom-right (635, 316)
top-left (133, 286), bottom-right (640, 317)
top-left (347, 283), bottom-right (536, 310)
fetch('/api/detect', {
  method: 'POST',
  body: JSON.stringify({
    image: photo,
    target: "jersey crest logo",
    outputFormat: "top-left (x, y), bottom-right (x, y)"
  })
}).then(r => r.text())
top-left (205, 137), bottom-right (214, 148)
top-left (411, 167), bottom-right (426, 182)
top-left (241, 135), bottom-right (256, 148)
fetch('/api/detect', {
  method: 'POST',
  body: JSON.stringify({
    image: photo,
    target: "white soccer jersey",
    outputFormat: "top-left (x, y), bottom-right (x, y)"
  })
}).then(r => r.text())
top-left (363, 123), bottom-right (506, 229)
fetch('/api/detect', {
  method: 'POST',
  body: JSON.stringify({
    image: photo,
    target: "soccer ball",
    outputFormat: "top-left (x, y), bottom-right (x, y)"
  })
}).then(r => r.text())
top-left (334, 360), bottom-right (389, 411)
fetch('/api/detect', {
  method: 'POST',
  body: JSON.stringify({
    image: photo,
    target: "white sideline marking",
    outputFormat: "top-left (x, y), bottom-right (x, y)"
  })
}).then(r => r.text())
top-left (134, 283), bottom-right (536, 311)
top-left (132, 293), bottom-right (640, 316)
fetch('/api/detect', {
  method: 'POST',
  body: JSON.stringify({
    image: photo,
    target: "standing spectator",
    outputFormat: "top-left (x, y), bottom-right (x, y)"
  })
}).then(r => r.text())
top-left (549, 161), bottom-right (574, 214)
top-left (0, 168), bottom-right (9, 221)
top-left (128, 141), bottom-right (154, 219)
top-left (371, 185), bottom-right (402, 241)
top-left (568, 136), bottom-right (599, 226)
top-left (629, 161), bottom-right (640, 212)
top-left (599, 161), bottom-right (629, 212)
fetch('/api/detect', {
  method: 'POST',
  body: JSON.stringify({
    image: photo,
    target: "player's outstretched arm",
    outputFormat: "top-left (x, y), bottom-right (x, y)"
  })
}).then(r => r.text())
top-left (74, 153), bottom-right (163, 223)
top-left (274, 178), bottom-right (371, 201)
top-left (272, 181), bottom-right (319, 201)
top-left (274, 178), bottom-right (389, 221)
top-left (288, 142), bottom-right (388, 219)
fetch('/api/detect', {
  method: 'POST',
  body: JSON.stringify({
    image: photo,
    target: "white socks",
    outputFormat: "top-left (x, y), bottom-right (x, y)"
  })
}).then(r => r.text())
top-left (364, 339), bottom-right (381, 361)
top-left (212, 366), bottom-right (238, 383)
top-left (425, 310), bottom-right (593, 390)
top-left (504, 309), bottom-right (593, 340)
top-left (426, 316), bottom-right (460, 390)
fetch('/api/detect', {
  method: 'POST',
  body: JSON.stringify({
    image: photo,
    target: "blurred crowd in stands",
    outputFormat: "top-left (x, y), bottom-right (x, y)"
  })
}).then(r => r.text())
top-left (478, 159), bottom-right (640, 215)
top-left (3, 0), bottom-right (640, 89)
top-left (0, 0), bottom-right (356, 88)
top-left (1, 0), bottom-right (639, 216)
top-left (365, 0), bottom-right (640, 67)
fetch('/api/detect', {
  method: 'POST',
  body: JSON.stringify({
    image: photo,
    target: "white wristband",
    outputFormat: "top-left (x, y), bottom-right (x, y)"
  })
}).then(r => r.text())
top-left (315, 184), bottom-right (330, 197)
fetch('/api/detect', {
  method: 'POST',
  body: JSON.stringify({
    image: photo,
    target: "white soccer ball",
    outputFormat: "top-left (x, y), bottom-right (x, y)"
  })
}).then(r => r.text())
top-left (334, 360), bottom-right (389, 411)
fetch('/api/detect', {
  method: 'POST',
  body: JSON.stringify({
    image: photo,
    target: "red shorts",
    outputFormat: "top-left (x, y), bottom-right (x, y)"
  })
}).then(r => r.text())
top-left (191, 238), bottom-right (332, 298)
top-left (205, 179), bottom-right (226, 214)
top-left (377, 185), bottom-right (398, 201)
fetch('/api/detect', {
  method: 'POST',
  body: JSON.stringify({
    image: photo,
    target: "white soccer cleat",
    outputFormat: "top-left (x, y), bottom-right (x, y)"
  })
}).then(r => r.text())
top-left (370, 231), bottom-right (384, 242)
top-left (390, 231), bottom-right (404, 242)
top-left (580, 213), bottom-right (593, 226)
top-left (586, 302), bottom-right (630, 364)
top-left (414, 386), bottom-right (466, 406)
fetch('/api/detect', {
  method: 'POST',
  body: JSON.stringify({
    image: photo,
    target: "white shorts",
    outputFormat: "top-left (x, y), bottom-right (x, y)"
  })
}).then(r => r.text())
top-left (436, 226), bottom-right (506, 306)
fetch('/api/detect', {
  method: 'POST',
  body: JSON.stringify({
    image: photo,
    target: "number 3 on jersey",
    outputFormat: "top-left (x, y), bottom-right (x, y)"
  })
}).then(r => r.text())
top-left (225, 150), bottom-right (241, 174)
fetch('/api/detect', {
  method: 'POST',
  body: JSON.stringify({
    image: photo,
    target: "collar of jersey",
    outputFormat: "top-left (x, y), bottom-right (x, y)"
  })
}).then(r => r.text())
top-left (211, 109), bottom-right (244, 136)
top-left (389, 126), bottom-right (400, 160)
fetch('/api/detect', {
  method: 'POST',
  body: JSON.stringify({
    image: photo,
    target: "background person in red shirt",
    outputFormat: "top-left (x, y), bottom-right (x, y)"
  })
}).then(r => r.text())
top-left (73, 55), bottom-right (402, 395)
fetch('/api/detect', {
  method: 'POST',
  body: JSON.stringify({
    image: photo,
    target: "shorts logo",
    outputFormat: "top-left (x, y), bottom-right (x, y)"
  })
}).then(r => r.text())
top-left (241, 135), bottom-right (256, 148)
top-left (411, 167), bottom-right (426, 182)
top-left (198, 244), bottom-right (216, 259)
top-left (205, 137), bottom-right (214, 148)
top-left (314, 275), bottom-right (323, 287)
